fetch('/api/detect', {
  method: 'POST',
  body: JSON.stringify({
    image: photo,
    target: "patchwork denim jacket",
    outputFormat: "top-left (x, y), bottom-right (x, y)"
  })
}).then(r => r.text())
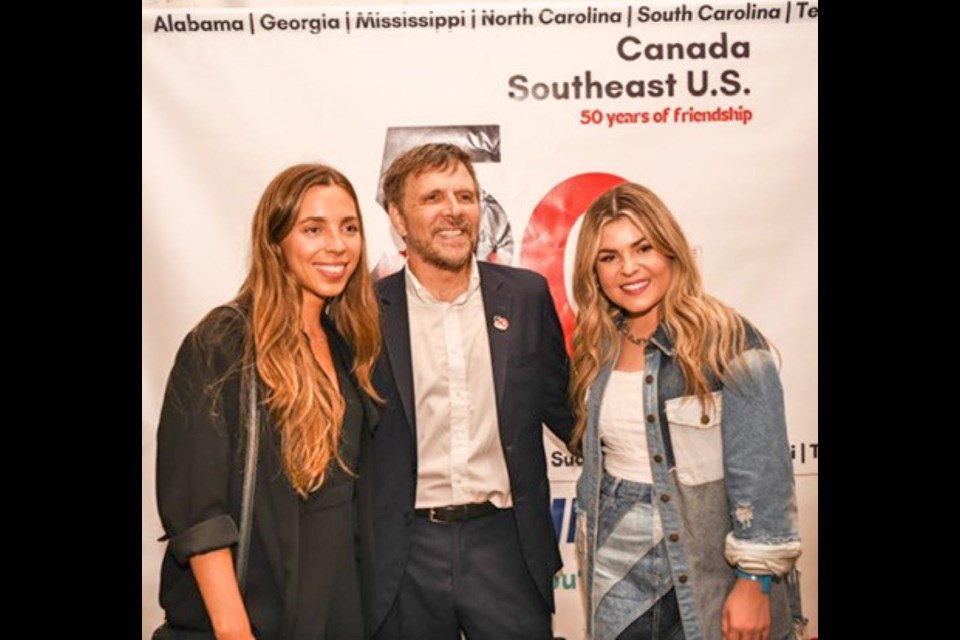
top-left (575, 322), bottom-right (803, 640)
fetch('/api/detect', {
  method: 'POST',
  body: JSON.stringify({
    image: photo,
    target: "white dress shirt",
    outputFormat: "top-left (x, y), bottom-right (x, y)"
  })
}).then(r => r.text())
top-left (406, 260), bottom-right (513, 509)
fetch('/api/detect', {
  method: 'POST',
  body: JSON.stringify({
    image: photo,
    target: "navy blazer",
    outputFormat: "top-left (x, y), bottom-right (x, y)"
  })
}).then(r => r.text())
top-left (371, 262), bottom-right (574, 631)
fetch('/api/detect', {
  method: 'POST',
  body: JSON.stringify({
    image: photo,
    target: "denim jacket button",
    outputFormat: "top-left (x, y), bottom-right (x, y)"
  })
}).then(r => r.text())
top-left (669, 533), bottom-right (679, 542)
top-left (645, 374), bottom-right (654, 384)
top-left (653, 454), bottom-right (663, 463)
top-left (678, 574), bottom-right (688, 584)
top-left (646, 414), bottom-right (655, 423)
top-left (660, 494), bottom-right (671, 502)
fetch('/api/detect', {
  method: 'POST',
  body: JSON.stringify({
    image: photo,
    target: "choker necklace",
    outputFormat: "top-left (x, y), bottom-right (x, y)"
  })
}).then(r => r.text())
top-left (619, 324), bottom-right (649, 347)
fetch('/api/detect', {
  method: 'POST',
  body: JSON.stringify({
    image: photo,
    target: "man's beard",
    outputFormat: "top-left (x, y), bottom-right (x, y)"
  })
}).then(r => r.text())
top-left (404, 219), bottom-right (477, 272)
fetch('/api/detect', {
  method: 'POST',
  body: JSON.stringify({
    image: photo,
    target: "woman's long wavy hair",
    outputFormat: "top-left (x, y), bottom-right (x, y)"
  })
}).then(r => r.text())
top-left (235, 164), bottom-right (381, 497)
top-left (568, 182), bottom-right (759, 454)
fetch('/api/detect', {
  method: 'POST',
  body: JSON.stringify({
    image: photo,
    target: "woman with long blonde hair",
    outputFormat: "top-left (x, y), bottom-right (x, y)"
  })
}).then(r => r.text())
top-left (570, 183), bottom-right (803, 640)
top-left (156, 164), bottom-right (381, 640)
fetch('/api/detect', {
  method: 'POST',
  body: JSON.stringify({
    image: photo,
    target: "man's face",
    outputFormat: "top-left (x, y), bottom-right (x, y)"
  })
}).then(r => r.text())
top-left (389, 162), bottom-right (480, 272)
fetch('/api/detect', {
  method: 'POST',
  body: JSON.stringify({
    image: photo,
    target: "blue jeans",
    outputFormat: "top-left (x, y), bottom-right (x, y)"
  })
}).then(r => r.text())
top-left (615, 588), bottom-right (684, 640)
top-left (595, 473), bottom-right (684, 640)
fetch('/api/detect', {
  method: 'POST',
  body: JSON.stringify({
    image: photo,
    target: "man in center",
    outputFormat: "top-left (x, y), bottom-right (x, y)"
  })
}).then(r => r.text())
top-left (372, 143), bottom-right (574, 639)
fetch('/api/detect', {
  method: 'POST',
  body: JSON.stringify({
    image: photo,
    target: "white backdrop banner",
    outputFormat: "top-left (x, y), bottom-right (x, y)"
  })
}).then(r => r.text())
top-left (142, 2), bottom-right (818, 637)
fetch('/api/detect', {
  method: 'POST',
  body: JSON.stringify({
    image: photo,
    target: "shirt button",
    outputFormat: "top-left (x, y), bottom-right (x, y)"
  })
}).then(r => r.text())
top-left (653, 454), bottom-right (663, 463)
top-left (660, 494), bottom-right (671, 503)
top-left (678, 574), bottom-right (688, 584)
top-left (700, 414), bottom-right (710, 425)
top-left (646, 414), bottom-right (655, 423)
top-left (669, 533), bottom-right (679, 542)
top-left (645, 375), bottom-right (654, 384)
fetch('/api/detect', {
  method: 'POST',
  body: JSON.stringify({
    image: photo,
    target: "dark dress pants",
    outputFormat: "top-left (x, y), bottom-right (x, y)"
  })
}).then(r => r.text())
top-left (376, 508), bottom-right (552, 640)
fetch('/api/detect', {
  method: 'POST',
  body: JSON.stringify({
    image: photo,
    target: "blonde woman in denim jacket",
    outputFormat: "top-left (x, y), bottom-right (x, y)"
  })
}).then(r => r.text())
top-left (569, 183), bottom-right (803, 640)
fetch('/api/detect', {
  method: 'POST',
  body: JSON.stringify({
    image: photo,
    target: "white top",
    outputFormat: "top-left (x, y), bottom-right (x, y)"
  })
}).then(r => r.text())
top-left (406, 259), bottom-right (512, 509)
top-left (599, 369), bottom-right (653, 483)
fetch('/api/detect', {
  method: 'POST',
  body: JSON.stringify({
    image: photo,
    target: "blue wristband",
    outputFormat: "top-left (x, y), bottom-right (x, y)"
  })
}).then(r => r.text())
top-left (733, 568), bottom-right (773, 594)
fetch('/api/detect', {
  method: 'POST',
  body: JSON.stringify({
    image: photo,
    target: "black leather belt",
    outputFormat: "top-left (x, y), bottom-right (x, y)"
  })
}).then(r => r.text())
top-left (414, 501), bottom-right (500, 524)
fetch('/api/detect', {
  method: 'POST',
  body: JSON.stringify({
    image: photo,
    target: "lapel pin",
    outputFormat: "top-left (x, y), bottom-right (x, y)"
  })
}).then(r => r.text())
top-left (493, 315), bottom-right (509, 331)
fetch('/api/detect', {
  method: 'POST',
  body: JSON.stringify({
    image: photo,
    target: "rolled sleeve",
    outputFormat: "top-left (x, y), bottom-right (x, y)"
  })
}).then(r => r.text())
top-left (724, 533), bottom-right (801, 576)
top-left (168, 514), bottom-right (240, 564)
top-left (721, 347), bottom-right (800, 575)
top-left (156, 309), bottom-right (246, 565)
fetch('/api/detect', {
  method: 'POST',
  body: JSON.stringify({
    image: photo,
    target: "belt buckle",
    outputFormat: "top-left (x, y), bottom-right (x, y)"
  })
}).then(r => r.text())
top-left (428, 507), bottom-right (446, 524)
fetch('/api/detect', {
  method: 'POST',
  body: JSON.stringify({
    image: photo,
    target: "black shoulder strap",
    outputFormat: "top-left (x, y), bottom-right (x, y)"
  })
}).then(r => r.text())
top-left (226, 303), bottom-right (258, 592)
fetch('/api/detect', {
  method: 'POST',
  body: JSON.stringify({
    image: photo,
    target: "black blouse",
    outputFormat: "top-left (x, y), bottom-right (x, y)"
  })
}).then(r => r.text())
top-left (292, 345), bottom-right (365, 639)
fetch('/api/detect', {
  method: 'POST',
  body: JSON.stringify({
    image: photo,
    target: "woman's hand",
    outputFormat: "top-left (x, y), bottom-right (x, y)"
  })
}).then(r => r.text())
top-left (721, 578), bottom-right (770, 640)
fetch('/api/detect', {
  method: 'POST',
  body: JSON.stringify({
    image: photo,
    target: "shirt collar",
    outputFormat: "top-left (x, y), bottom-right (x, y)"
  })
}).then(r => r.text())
top-left (404, 256), bottom-right (481, 306)
top-left (648, 323), bottom-right (676, 357)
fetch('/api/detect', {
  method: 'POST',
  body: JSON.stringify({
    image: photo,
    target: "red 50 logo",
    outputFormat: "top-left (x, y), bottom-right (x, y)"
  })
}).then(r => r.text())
top-left (520, 173), bottom-right (625, 353)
